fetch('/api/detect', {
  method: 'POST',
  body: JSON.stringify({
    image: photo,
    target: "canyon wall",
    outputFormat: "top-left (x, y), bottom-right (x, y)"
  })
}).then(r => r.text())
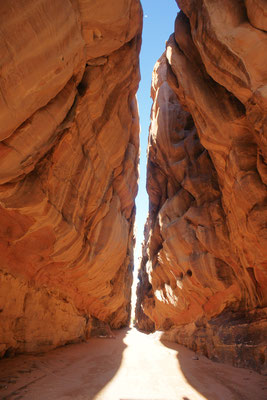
top-left (0, 0), bottom-right (142, 356)
top-left (136, 0), bottom-right (267, 373)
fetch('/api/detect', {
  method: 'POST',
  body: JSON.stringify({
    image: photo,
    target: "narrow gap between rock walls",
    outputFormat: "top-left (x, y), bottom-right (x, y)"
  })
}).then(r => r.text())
top-left (130, 0), bottom-right (179, 326)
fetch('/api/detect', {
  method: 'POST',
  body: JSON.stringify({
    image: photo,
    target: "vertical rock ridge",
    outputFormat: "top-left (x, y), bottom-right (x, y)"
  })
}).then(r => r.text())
top-left (136, 0), bottom-right (267, 374)
top-left (0, 0), bottom-right (142, 356)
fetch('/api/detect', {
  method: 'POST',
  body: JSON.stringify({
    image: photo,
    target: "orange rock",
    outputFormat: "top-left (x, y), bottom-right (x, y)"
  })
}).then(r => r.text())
top-left (0, 0), bottom-right (142, 356)
top-left (136, 0), bottom-right (267, 372)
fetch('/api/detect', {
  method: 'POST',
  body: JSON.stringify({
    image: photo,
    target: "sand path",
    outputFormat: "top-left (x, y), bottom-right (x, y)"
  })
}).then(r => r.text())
top-left (0, 328), bottom-right (266, 400)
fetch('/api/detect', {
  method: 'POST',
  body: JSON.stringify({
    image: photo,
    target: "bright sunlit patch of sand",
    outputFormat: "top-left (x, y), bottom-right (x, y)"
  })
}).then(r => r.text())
top-left (95, 329), bottom-right (209, 400)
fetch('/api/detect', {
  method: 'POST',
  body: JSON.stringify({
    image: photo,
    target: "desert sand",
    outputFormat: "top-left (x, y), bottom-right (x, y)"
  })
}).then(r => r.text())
top-left (0, 328), bottom-right (266, 400)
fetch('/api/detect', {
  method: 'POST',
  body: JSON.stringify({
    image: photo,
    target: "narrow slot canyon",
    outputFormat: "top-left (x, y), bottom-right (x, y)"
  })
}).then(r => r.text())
top-left (0, 1), bottom-right (267, 399)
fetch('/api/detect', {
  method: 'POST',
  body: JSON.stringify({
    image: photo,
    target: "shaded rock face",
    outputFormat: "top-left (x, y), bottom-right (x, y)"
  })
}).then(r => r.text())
top-left (136, 0), bottom-right (267, 373)
top-left (0, 0), bottom-right (142, 356)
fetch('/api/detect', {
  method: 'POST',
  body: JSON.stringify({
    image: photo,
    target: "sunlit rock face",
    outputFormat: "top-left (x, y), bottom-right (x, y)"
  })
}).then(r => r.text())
top-left (0, 0), bottom-right (142, 356)
top-left (136, 0), bottom-right (267, 373)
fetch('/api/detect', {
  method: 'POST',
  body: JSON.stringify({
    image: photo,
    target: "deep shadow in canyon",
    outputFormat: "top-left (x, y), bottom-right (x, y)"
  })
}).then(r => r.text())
top-left (0, 330), bottom-right (128, 400)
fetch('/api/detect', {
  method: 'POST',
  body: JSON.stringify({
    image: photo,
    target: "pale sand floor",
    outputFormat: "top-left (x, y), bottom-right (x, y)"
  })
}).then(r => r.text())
top-left (0, 328), bottom-right (266, 400)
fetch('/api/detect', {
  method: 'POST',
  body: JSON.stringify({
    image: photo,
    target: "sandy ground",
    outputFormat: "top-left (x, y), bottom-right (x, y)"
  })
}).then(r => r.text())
top-left (0, 328), bottom-right (266, 400)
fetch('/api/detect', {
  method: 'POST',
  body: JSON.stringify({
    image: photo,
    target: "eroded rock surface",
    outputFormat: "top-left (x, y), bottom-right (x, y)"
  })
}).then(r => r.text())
top-left (136, 0), bottom-right (267, 373)
top-left (0, 0), bottom-right (142, 356)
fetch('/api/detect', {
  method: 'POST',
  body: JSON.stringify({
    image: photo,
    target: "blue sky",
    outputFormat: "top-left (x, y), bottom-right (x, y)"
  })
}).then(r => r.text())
top-left (134, 0), bottom-right (179, 266)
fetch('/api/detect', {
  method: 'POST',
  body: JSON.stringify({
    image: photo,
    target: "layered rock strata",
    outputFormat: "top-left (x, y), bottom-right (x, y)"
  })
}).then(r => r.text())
top-left (136, 0), bottom-right (267, 373)
top-left (0, 0), bottom-right (142, 356)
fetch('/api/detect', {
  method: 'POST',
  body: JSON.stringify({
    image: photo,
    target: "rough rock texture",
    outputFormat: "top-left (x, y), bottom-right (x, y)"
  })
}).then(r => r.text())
top-left (136, 0), bottom-right (267, 374)
top-left (0, 0), bottom-right (142, 356)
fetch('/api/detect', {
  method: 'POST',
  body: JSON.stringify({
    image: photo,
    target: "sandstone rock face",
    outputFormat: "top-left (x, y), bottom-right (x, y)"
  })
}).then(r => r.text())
top-left (136, 1), bottom-right (267, 373)
top-left (0, 0), bottom-right (142, 356)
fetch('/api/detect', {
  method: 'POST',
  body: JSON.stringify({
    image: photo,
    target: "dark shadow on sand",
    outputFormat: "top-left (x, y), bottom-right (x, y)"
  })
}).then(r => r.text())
top-left (160, 337), bottom-right (267, 400)
top-left (160, 338), bottom-right (210, 400)
top-left (0, 328), bottom-right (129, 400)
